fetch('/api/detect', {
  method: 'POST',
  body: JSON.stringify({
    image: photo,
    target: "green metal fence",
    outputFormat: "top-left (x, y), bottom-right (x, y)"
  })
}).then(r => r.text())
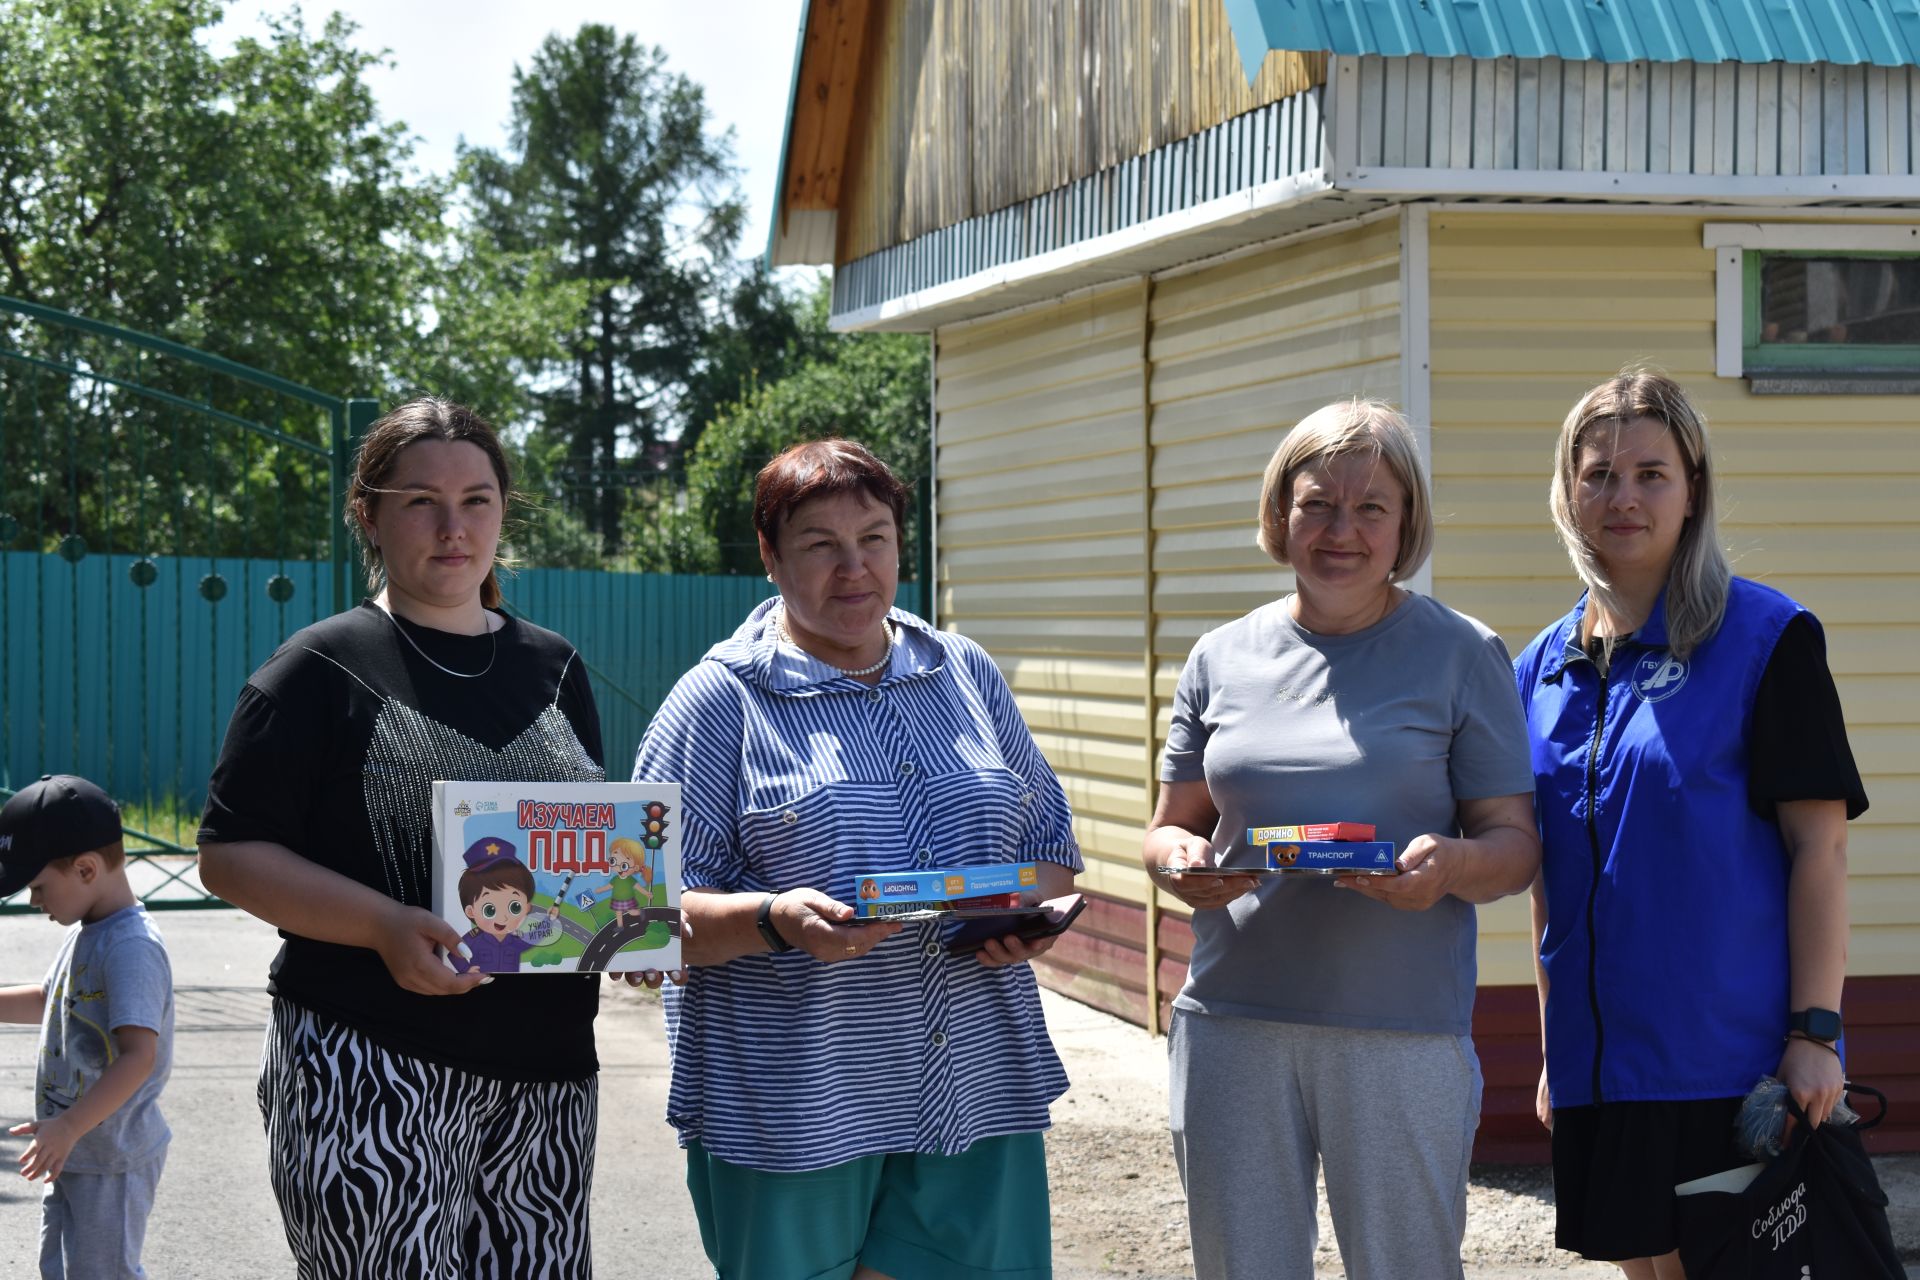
top-left (0, 296), bottom-right (935, 913)
top-left (0, 295), bottom-right (368, 908)
top-left (501, 570), bottom-right (778, 778)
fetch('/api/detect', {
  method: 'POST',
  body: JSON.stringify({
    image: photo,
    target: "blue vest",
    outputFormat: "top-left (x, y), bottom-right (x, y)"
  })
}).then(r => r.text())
top-left (1514, 578), bottom-right (1805, 1107)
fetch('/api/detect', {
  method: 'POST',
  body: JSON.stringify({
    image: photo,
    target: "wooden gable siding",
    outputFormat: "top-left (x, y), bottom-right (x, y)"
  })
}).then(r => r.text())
top-left (784, 0), bottom-right (877, 217)
top-left (838, 0), bottom-right (1324, 263)
top-left (1424, 209), bottom-right (1920, 992)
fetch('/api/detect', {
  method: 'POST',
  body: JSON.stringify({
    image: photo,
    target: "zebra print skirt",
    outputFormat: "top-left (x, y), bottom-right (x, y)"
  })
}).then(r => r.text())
top-left (257, 999), bottom-right (597, 1279)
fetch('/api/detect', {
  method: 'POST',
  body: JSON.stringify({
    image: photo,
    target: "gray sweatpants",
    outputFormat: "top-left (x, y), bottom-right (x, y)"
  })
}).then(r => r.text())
top-left (1169, 1009), bottom-right (1482, 1280)
top-left (37, 1150), bottom-right (166, 1280)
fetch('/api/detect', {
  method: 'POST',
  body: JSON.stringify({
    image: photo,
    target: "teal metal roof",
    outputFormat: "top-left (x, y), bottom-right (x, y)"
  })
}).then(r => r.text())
top-left (1224, 0), bottom-right (1920, 78)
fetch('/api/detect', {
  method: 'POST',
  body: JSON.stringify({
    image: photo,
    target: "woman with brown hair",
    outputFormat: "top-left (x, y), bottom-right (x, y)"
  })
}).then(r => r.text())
top-left (198, 398), bottom-right (608, 1278)
top-left (632, 438), bottom-right (1081, 1280)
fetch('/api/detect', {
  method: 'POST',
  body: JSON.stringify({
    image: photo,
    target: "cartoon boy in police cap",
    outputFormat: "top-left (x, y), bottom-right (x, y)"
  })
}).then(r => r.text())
top-left (451, 837), bottom-right (558, 973)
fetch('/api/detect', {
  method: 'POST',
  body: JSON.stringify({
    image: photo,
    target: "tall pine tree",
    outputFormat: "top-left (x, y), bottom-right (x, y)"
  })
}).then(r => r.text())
top-left (464, 26), bottom-right (744, 553)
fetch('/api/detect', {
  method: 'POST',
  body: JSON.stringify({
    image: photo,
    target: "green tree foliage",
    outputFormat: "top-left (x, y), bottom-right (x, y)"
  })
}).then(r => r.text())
top-left (676, 263), bottom-right (837, 459)
top-left (0, 0), bottom-right (440, 389)
top-left (464, 25), bottom-right (744, 554)
top-left (629, 280), bottom-right (930, 576)
top-left (0, 4), bottom-right (922, 580)
top-left (0, 0), bottom-right (582, 564)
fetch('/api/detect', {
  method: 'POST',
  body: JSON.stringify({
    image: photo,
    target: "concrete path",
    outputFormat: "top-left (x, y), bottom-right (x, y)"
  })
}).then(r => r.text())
top-left (0, 910), bottom-right (706, 1277)
top-left (3, 910), bottom-right (1913, 1278)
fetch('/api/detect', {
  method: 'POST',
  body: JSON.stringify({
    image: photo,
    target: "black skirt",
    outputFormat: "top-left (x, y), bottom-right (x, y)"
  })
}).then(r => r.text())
top-left (1551, 1096), bottom-right (1748, 1260)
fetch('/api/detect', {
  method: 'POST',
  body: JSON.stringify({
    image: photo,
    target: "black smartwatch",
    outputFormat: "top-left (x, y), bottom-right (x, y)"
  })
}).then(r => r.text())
top-left (1788, 1007), bottom-right (1842, 1042)
top-left (756, 892), bottom-right (794, 954)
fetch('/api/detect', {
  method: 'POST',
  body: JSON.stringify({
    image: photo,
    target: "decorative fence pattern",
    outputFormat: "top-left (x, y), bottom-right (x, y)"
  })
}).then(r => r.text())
top-left (0, 549), bottom-right (332, 833)
top-left (500, 568), bottom-right (780, 779)
top-left (0, 549), bottom-right (782, 908)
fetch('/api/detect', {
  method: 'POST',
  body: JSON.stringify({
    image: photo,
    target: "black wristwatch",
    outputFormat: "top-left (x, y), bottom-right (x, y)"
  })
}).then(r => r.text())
top-left (756, 892), bottom-right (794, 954)
top-left (1788, 1007), bottom-right (1843, 1042)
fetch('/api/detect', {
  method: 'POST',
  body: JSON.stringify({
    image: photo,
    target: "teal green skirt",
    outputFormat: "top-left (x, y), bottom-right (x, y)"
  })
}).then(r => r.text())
top-left (684, 1132), bottom-right (1052, 1280)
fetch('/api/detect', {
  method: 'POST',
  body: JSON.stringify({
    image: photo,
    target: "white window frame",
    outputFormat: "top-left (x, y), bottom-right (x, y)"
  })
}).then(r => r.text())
top-left (1703, 223), bottom-right (1920, 378)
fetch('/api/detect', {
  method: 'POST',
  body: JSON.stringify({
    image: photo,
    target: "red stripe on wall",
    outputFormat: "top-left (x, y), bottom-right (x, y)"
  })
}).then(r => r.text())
top-left (1036, 891), bottom-right (1920, 1162)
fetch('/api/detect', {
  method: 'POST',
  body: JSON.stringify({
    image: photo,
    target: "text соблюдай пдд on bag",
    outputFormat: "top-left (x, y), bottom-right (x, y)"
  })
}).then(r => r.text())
top-left (1674, 1082), bottom-right (1902, 1280)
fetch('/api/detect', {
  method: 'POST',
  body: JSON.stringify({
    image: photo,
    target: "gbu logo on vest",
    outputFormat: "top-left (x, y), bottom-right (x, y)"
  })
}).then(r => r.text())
top-left (1631, 652), bottom-right (1689, 702)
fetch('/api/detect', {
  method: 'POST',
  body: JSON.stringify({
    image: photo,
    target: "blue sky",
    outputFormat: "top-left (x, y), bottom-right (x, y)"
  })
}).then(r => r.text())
top-left (207, 1), bottom-right (809, 256)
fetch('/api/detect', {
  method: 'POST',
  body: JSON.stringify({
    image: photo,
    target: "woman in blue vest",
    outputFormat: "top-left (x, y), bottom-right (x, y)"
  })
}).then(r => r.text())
top-left (1515, 371), bottom-right (1868, 1278)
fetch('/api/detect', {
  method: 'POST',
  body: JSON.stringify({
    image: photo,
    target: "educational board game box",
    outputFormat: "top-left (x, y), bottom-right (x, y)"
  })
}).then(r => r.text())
top-left (1246, 822), bottom-right (1376, 844)
top-left (430, 781), bottom-right (682, 974)
top-left (1259, 840), bottom-right (1399, 875)
top-left (852, 862), bottom-right (1040, 919)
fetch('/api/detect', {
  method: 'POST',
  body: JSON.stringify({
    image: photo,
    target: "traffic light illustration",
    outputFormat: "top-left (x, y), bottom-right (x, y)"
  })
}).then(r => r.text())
top-left (642, 800), bottom-right (670, 850)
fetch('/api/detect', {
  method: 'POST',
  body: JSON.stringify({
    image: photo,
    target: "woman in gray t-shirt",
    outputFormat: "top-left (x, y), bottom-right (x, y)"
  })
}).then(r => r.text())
top-left (1142, 400), bottom-right (1538, 1280)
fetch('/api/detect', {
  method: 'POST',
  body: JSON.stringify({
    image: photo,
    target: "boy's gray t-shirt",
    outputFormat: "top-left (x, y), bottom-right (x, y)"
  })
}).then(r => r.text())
top-left (1163, 592), bottom-right (1532, 1034)
top-left (39, 902), bottom-right (174, 1172)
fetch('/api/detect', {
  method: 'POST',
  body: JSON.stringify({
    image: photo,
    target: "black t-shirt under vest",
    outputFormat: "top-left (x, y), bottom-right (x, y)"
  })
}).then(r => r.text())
top-left (199, 601), bottom-right (606, 1081)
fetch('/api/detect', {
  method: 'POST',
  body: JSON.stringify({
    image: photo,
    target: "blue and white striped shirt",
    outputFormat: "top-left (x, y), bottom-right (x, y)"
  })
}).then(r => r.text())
top-left (632, 598), bottom-right (1082, 1172)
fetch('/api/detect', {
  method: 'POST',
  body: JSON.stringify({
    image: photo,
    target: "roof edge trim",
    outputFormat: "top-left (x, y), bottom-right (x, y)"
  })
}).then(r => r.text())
top-left (764, 0), bottom-right (815, 269)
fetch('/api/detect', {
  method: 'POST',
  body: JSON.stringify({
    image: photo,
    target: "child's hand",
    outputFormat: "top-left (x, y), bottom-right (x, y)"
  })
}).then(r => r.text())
top-left (12, 1114), bottom-right (78, 1181)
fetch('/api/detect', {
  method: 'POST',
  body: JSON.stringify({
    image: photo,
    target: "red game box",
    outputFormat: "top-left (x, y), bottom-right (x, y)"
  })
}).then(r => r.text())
top-left (1246, 822), bottom-right (1376, 844)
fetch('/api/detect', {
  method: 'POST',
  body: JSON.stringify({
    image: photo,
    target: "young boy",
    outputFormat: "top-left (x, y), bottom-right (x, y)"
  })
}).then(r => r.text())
top-left (0, 774), bottom-right (174, 1280)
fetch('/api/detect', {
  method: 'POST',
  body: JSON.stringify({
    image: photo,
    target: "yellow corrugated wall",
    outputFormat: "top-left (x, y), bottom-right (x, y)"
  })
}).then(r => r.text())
top-left (1427, 210), bottom-right (1920, 986)
top-left (934, 217), bottom-right (1404, 924)
top-left (1148, 217), bottom-right (1405, 788)
top-left (936, 285), bottom-right (1153, 905)
top-left (934, 209), bottom-right (1914, 1000)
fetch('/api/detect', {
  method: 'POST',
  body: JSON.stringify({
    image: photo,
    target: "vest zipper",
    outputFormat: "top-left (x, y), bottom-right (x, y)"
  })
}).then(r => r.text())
top-left (1583, 658), bottom-right (1611, 1105)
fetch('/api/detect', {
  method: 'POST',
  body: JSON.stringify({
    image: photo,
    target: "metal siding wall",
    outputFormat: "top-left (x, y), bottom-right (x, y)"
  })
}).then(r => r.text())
top-left (1353, 55), bottom-right (1920, 175)
top-left (932, 225), bottom-right (1404, 1021)
top-left (1144, 219), bottom-right (1404, 1000)
top-left (1426, 209), bottom-right (1920, 986)
top-left (1148, 218), bottom-right (1404, 659)
top-left (934, 285), bottom-right (1152, 911)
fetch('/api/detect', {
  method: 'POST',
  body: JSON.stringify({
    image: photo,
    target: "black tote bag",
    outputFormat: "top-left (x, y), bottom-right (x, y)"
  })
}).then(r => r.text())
top-left (1674, 1084), bottom-right (1901, 1280)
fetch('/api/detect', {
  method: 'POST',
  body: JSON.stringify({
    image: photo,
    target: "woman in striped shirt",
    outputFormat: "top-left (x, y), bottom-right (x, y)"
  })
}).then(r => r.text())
top-left (632, 439), bottom-right (1082, 1280)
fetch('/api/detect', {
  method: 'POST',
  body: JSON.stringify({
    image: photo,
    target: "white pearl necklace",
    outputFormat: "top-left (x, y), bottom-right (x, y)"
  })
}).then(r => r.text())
top-left (776, 607), bottom-right (894, 677)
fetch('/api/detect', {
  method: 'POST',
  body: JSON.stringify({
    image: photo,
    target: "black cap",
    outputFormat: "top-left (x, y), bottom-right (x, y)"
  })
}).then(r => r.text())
top-left (0, 775), bottom-right (123, 897)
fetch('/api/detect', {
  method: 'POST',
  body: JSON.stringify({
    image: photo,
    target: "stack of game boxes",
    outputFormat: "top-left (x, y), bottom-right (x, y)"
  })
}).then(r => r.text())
top-left (851, 862), bottom-right (1040, 918)
top-left (1245, 823), bottom-right (1398, 875)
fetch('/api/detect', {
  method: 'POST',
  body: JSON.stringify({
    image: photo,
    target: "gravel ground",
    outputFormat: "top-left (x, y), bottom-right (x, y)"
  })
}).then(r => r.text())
top-left (1040, 990), bottom-right (1920, 1280)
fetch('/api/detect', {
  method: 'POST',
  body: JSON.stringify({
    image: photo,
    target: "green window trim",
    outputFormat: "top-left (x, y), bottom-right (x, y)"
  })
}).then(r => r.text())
top-left (1741, 249), bottom-right (1920, 374)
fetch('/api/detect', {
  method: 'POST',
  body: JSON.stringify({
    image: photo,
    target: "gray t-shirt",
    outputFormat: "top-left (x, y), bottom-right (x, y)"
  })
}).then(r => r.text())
top-left (1162, 592), bottom-right (1532, 1034)
top-left (38, 903), bottom-right (173, 1172)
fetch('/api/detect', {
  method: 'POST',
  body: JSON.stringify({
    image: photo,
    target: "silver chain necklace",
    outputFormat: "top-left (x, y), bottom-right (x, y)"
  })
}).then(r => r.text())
top-left (380, 604), bottom-right (498, 679)
top-left (776, 606), bottom-right (894, 677)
